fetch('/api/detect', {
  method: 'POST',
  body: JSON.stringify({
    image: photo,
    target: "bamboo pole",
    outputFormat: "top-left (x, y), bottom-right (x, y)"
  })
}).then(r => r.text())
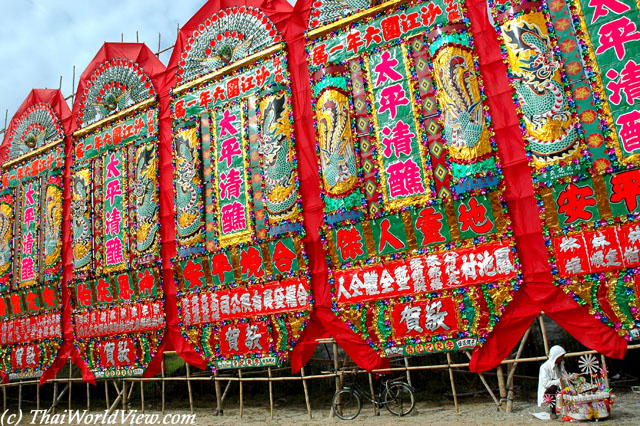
top-left (105, 385), bottom-right (124, 417)
top-left (301, 367), bottom-right (312, 419)
top-left (2, 383), bottom-right (5, 412)
top-left (214, 371), bottom-right (223, 415)
top-left (37, 382), bottom-right (40, 411)
top-left (446, 352), bottom-right (459, 413)
top-left (140, 378), bottom-right (144, 413)
top-left (368, 372), bottom-right (378, 416)
top-left (52, 381), bottom-right (58, 414)
top-left (496, 366), bottom-right (506, 410)
top-left (331, 341), bottom-right (339, 418)
top-left (68, 359), bottom-right (72, 412)
top-left (465, 351), bottom-right (501, 411)
top-left (161, 357), bottom-right (165, 415)
top-left (105, 380), bottom-right (110, 410)
top-left (186, 363), bottom-right (194, 414)
top-left (18, 383), bottom-right (22, 412)
top-left (538, 314), bottom-right (550, 356)
top-left (506, 327), bottom-right (531, 413)
top-left (403, 357), bottom-right (412, 386)
top-left (267, 367), bottom-right (274, 420)
top-left (239, 369), bottom-right (244, 418)
top-left (600, 355), bottom-right (610, 389)
top-left (47, 384), bottom-right (68, 415)
top-left (86, 383), bottom-right (90, 411)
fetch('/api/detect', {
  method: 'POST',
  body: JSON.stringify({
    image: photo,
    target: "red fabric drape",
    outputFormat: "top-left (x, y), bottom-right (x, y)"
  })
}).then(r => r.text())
top-left (163, 0), bottom-right (389, 373)
top-left (68, 43), bottom-right (168, 382)
top-left (466, 0), bottom-right (627, 371)
top-left (0, 89), bottom-right (73, 385)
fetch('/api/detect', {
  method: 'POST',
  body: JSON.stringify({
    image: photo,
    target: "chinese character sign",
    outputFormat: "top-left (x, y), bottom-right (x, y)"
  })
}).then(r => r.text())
top-left (170, 8), bottom-right (310, 370)
top-left (69, 49), bottom-right (165, 379)
top-left (307, 0), bottom-right (520, 358)
top-left (0, 92), bottom-right (67, 381)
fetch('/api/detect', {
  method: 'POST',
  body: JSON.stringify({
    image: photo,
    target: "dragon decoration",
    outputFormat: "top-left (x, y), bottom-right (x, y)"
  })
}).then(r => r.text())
top-left (174, 128), bottom-right (203, 247)
top-left (501, 16), bottom-right (579, 163)
top-left (71, 170), bottom-right (92, 271)
top-left (133, 144), bottom-right (160, 257)
top-left (259, 93), bottom-right (299, 223)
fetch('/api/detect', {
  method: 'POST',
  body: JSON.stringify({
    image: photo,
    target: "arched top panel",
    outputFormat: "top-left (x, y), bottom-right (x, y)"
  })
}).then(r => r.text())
top-left (307, 0), bottom-right (372, 29)
top-left (5, 103), bottom-right (64, 162)
top-left (77, 58), bottom-right (156, 128)
top-left (176, 6), bottom-right (283, 85)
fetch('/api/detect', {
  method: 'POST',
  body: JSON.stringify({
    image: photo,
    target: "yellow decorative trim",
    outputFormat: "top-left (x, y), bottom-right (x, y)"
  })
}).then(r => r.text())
top-left (401, 210), bottom-right (418, 252)
top-left (173, 44), bottom-right (284, 95)
top-left (539, 187), bottom-right (560, 230)
top-left (592, 174), bottom-right (612, 220)
top-left (73, 97), bottom-right (156, 138)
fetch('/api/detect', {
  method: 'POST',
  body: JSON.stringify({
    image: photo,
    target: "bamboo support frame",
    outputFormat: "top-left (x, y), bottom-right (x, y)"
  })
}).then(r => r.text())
top-left (0, 317), bottom-right (636, 421)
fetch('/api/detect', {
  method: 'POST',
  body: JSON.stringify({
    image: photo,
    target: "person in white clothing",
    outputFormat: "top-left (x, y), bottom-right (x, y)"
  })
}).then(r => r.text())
top-left (538, 345), bottom-right (577, 419)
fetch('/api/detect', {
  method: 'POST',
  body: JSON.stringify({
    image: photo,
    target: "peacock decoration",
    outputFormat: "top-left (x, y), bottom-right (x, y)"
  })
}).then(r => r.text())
top-left (308, 0), bottom-right (372, 29)
top-left (7, 103), bottom-right (63, 161)
top-left (176, 7), bottom-right (282, 85)
top-left (501, 15), bottom-right (578, 162)
top-left (77, 58), bottom-right (156, 128)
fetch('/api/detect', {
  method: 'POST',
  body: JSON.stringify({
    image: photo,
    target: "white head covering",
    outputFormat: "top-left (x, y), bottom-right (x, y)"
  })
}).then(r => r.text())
top-left (537, 345), bottom-right (567, 406)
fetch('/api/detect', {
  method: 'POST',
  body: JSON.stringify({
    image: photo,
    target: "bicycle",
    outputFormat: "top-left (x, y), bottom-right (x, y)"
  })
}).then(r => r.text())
top-left (331, 370), bottom-right (415, 420)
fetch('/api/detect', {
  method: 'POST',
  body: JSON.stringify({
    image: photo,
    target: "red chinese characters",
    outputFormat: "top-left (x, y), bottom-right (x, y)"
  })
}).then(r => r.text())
top-left (556, 183), bottom-right (597, 223)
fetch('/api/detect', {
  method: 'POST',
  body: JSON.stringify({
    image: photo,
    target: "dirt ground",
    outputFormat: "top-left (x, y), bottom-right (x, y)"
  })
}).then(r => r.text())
top-left (172, 390), bottom-right (639, 426)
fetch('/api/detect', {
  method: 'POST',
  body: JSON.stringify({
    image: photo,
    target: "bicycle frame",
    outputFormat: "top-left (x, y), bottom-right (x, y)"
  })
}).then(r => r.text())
top-left (342, 376), bottom-right (409, 407)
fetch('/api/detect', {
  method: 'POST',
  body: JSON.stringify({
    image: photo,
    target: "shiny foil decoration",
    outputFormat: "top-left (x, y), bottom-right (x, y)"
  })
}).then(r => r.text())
top-left (500, 10), bottom-right (580, 167)
top-left (316, 89), bottom-right (359, 196)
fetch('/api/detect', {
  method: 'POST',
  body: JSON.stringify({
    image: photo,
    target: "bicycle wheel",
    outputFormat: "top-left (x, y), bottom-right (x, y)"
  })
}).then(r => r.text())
top-left (332, 388), bottom-right (362, 420)
top-left (384, 382), bottom-right (415, 416)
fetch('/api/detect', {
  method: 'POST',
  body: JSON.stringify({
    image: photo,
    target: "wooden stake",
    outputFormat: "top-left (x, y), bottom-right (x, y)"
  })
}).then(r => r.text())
top-left (37, 382), bottom-right (40, 411)
top-left (105, 384), bottom-right (125, 417)
top-left (186, 363), bottom-right (194, 414)
top-left (239, 369), bottom-right (244, 418)
top-left (267, 367), bottom-right (274, 420)
top-left (539, 314), bottom-right (550, 356)
top-left (18, 383), bottom-right (22, 412)
top-left (214, 371), bottom-right (223, 415)
top-left (368, 372), bottom-right (378, 416)
top-left (121, 380), bottom-right (127, 411)
top-left (301, 367), bottom-right (312, 419)
top-left (446, 352), bottom-right (459, 413)
top-left (86, 383), bottom-right (90, 411)
top-left (47, 384), bottom-right (69, 415)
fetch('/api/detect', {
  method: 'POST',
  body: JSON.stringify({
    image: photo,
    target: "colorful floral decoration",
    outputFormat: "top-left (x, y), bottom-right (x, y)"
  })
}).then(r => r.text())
top-left (306, 0), bottom-right (522, 357)
top-left (489, 0), bottom-right (640, 340)
top-left (0, 100), bottom-right (65, 380)
top-left (70, 55), bottom-right (165, 379)
top-left (171, 7), bottom-right (312, 370)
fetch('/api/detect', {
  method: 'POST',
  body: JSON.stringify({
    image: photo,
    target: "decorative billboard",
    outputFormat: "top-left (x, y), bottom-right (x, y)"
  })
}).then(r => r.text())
top-left (170, 6), bottom-right (312, 370)
top-left (69, 46), bottom-right (165, 379)
top-left (0, 90), bottom-right (68, 381)
top-left (306, 0), bottom-right (522, 357)
top-left (490, 0), bottom-right (640, 340)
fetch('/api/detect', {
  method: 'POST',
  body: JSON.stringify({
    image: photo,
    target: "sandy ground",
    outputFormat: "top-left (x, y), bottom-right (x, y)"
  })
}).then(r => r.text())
top-left (157, 391), bottom-right (639, 426)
